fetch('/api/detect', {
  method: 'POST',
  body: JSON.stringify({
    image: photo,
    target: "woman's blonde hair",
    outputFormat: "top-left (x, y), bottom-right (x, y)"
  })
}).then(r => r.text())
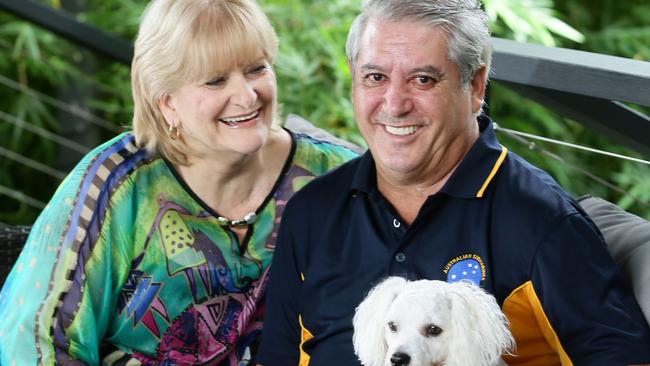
top-left (132, 0), bottom-right (279, 165)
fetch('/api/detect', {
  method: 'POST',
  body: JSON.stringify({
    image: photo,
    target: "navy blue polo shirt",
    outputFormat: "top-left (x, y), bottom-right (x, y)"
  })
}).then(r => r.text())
top-left (258, 116), bottom-right (650, 366)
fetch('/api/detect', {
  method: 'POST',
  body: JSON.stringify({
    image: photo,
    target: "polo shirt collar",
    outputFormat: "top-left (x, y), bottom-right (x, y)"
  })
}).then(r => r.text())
top-left (351, 150), bottom-right (376, 194)
top-left (440, 115), bottom-right (508, 198)
top-left (350, 115), bottom-right (507, 199)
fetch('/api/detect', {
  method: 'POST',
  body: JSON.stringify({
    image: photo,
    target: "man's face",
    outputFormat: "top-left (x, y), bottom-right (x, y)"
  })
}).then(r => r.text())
top-left (350, 19), bottom-right (485, 184)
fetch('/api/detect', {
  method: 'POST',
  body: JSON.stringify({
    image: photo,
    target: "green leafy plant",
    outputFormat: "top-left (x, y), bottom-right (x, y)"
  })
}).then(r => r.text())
top-left (263, 0), bottom-right (363, 146)
top-left (484, 0), bottom-right (584, 45)
top-left (487, 0), bottom-right (650, 218)
top-left (1, 0), bottom-right (649, 224)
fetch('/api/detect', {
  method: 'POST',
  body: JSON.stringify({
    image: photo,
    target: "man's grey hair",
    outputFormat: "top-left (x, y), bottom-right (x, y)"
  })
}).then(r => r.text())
top-left (345, 0), bottom-right (492, 87)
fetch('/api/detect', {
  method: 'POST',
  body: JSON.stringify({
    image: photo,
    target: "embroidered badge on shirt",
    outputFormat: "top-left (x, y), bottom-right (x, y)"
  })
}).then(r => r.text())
top-left (443, 254), bottom-right (486, 286)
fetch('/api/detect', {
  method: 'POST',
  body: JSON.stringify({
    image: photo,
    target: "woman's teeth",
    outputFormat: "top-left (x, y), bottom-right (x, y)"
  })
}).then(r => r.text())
top-left (385, 125), bottom-right (418, 136)
top-left (220, 110), bottom-right (260, 126)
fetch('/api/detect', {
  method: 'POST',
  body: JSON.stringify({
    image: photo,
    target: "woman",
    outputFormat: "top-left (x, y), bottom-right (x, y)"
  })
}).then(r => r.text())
top-left (0, 0), bottom-right (357, 364)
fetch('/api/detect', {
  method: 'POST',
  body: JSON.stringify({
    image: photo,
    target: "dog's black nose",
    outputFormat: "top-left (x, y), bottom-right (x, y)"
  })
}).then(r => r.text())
top-left (390, 352), bottom-right (411, 366)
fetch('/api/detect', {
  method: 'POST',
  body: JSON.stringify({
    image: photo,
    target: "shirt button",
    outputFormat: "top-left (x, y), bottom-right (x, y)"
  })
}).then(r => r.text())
top-left (393, 219), bottom-right (401, 228)
top-left (395, 252), bottom-right (406, 262)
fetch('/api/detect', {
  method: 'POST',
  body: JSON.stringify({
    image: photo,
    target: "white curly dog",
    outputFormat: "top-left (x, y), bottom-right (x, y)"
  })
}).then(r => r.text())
top-left (353, 277), bottom-right (515, 366)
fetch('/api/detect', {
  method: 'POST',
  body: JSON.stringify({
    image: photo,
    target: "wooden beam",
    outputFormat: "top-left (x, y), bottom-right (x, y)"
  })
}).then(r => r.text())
top-left (491, 37), bottom-right (650, 107)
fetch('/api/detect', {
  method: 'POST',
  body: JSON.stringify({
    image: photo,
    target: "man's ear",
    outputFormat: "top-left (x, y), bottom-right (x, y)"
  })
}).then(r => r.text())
top-left (470, 65), bottom-right (488, 115)
top-left (158, 94), bottom-right (177, 128)
top-left (348, 59), bottom-right (356, 102)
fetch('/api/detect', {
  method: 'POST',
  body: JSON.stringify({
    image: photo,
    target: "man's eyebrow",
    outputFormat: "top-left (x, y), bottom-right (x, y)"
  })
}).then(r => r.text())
top-left (411, 66), bottom-right (444, 78)
top-left (360, 63), bottom-right (385, 72)
top-left (359, 64), bottom-right (444, 77)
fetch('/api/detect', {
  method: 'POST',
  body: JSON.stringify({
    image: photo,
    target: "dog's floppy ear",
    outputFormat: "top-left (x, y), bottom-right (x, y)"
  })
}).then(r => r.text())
top-left (446, 281), bottom-right (515, 366)
top-left (352, 276), bottom-right (407, 366)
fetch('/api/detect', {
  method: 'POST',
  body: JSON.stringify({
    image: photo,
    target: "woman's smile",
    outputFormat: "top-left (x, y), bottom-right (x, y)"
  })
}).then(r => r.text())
top-left (219, 108), bottom-right (261, 127)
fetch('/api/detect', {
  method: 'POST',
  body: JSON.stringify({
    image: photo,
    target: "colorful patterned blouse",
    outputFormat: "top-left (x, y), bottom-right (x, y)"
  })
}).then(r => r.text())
top-left (0, 130), bottom-right (357, 365)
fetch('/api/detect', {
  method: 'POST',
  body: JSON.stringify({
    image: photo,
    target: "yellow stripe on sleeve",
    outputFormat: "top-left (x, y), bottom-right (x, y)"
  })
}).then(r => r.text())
top-left (298, 315), bottom-right (314, 366)
top-left (502, 281), bottom-right (573, 366)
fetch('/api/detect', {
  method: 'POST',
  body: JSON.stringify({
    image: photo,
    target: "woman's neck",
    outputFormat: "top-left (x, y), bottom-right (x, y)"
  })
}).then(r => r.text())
top-left (175, 128), bottom-right (292, 220)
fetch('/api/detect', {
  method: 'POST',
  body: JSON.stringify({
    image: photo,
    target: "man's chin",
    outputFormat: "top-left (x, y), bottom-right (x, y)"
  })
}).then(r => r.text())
top-left (375, 158), bottom-right (422, 180)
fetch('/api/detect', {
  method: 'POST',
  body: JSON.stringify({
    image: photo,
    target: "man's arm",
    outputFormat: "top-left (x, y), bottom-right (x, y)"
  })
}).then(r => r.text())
top-left (532, 212), bottom-right (650, 365)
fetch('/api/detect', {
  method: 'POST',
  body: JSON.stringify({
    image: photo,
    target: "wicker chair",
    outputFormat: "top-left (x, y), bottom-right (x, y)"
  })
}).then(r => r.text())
top-left (0, 225), bottom-right (30, 286)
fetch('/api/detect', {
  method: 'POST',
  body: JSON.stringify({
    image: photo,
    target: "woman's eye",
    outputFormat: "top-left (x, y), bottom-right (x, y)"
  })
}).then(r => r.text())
top-left (205, 77), bottom-right (225, 87)
top-left (249, 65), bottom-right (268, 74)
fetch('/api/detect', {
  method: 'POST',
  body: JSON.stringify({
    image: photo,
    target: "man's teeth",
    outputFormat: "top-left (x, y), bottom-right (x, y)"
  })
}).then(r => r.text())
top-left (385, 125), bottom-right (417, 136)
top-left (220, 110), bottom-right (259, 123)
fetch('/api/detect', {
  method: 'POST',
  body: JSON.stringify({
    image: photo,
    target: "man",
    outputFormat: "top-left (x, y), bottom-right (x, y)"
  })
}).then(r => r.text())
top-left (257, 0), bottom-right (650, 365)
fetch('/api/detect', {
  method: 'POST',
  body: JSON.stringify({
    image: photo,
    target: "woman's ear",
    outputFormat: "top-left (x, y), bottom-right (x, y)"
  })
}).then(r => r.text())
top-left (352, 276), bottom-right (407, 366)
top-left (158, 94), bottom-right (178, 128)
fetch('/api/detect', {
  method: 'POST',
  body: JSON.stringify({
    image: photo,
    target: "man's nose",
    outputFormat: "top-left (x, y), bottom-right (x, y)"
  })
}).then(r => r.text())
top-left (390, 351), bottom-right (411, 366)
top-left (383, 82), bottom-right (412, 117)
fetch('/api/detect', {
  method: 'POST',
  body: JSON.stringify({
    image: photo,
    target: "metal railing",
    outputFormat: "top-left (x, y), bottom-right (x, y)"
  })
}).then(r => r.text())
top-left (1, 0), bottom-right (649, 215)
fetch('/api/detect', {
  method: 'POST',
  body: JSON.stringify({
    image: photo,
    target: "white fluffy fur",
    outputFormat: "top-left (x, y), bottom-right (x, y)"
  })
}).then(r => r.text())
top-left (352, 277), bottom-right (515, 366)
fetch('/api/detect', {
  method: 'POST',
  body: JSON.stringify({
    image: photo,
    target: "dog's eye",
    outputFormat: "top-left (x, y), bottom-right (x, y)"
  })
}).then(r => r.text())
top-left (387, 321), bottom-right (398, 333)
top-left (425, 324), bottom-right (442, 337)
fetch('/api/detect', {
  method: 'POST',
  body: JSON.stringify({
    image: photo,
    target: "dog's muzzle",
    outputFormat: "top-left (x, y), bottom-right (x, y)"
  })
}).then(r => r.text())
top-left (390, 352), bottom-right (411, 366)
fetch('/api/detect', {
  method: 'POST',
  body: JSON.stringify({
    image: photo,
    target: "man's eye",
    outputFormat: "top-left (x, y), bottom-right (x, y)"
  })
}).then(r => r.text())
top-left (415, 75), bottom-right (435, 84)
top-left (365, 73), bottom-right (385, 82)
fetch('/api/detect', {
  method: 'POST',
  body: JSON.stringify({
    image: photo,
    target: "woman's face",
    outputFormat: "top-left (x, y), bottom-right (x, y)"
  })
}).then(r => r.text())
top-left (162, 57), bottom-right (277, 160)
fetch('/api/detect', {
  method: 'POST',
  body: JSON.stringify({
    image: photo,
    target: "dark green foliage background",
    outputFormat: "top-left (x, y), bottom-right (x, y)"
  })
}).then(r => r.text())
top-left (0, 0), bottom-right (648, 224)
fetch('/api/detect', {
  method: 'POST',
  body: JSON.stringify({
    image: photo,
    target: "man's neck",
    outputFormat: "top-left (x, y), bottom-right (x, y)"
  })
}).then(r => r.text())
top-left (375, 132), bottom-right (478, 225)
top-left (376, 163), bottom-right (456, 225)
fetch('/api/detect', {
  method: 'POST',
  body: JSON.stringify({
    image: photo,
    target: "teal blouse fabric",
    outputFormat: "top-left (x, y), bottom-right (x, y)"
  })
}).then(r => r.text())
top-left (0, 131), bottom-right (357, 365)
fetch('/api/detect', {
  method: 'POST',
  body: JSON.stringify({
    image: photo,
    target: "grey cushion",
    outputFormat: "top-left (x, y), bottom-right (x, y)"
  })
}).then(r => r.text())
top-left (578, 195), bottom-right (650, 323)
top-left (284, 114), bottom-right (365, 154)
